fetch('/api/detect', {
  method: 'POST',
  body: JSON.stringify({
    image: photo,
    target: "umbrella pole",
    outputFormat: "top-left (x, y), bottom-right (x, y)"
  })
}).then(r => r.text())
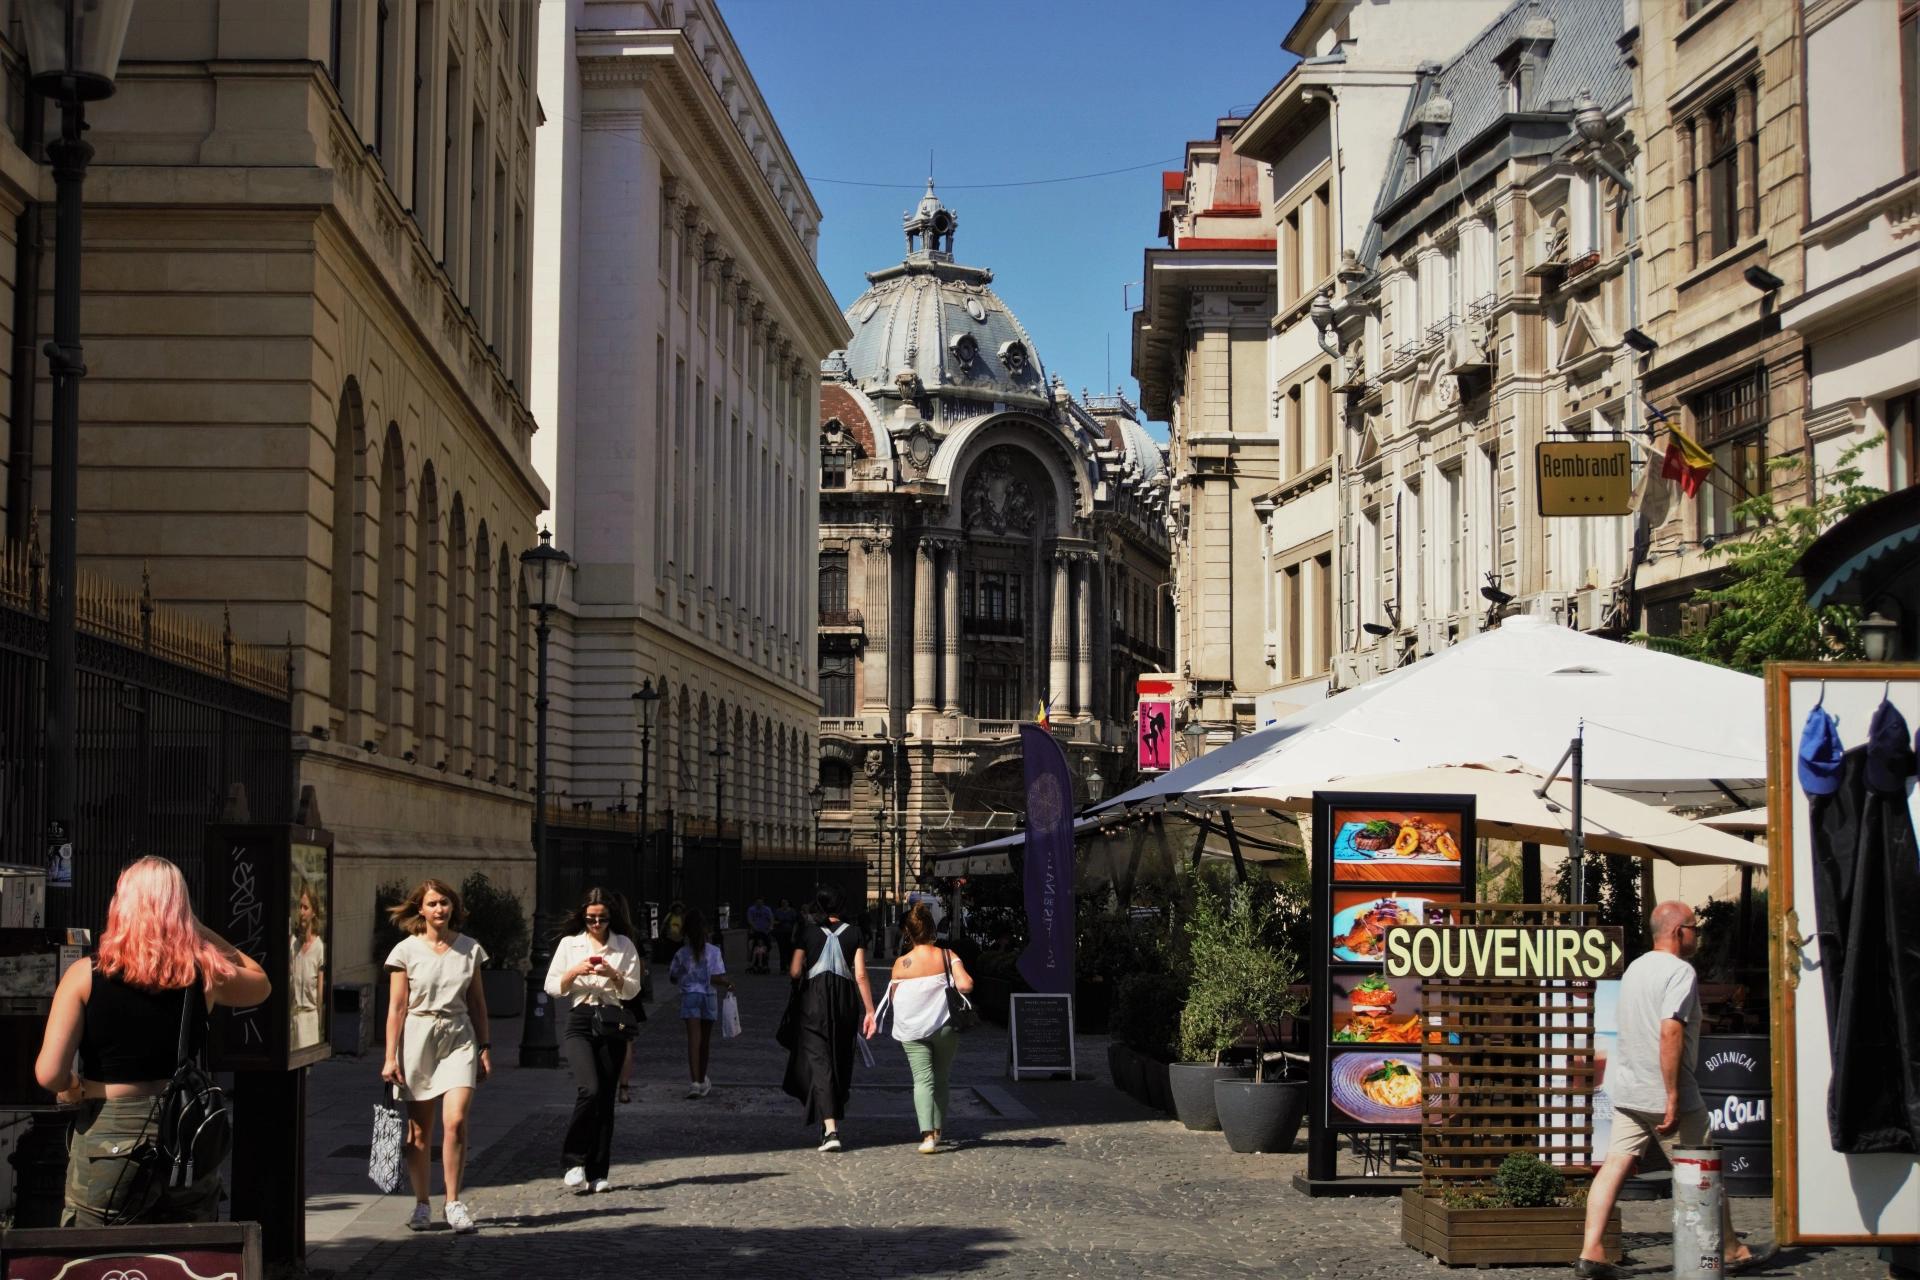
top-left (1539, 723), bottom-right (1589, 917)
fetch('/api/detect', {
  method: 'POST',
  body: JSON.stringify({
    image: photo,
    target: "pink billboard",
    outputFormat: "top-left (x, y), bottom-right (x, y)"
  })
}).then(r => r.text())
top-left (1137, 700), bottom-right (1171, 772)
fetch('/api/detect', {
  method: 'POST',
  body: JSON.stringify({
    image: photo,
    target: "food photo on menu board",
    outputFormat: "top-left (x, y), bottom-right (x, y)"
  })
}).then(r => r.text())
top-left (1330, 973), bottom-right (1426, 1045)
top-left (1329, 807), bottom-right (1465, 884)
top-left (1328, 1048), bottom-right (1425, 1127)
top-left (1330, 888), bottom-right (1461, 963)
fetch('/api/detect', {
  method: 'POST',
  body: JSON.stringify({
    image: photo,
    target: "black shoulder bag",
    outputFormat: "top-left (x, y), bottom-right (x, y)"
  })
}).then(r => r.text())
top-left (118, 985), bottom-right (232, 1221)
top-left (942, 948), bottom-right (979, 1032)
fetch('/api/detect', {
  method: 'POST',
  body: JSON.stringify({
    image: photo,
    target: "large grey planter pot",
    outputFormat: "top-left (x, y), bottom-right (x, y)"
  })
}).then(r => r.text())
top-left (1214, 1078), bottom-right (1310, 1154)
top-left (482, 968), bottom-right (526, 1021)
top-left (1144, 1058), bottom-right (1174, 1113)
top-left (1169, 1063), bottom-right (1241, 1131)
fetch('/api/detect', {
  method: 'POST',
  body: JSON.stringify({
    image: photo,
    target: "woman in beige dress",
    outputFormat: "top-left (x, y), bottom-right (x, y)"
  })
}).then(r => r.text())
top-left (382, 879), bottom-right (491, 1234)
top-left (290, 881), bottom-right (326, 1049)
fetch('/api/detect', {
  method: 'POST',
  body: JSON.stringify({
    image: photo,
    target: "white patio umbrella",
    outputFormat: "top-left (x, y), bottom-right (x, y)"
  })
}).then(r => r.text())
top-left (1096, 616), bottom-right (1765, 814)
top-left (1221, 759), bottom-right (1765, 868)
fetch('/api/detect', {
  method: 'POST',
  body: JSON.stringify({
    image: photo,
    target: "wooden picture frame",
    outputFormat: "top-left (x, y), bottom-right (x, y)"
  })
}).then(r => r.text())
top-left (1766, 662), bottom-right (1920, 1246)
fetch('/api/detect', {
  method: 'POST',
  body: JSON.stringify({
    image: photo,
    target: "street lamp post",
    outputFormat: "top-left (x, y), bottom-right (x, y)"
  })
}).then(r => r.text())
top-left (22, 0), bottom-right (136, 915)
top-left (631, 679), bottom-right (659, 904)
top-left (808, 783), bottom-right (823, 895)
top-left (518, 529), bottom-right (571, 1068)
top-left (709, 743), bottom-right (730, 919)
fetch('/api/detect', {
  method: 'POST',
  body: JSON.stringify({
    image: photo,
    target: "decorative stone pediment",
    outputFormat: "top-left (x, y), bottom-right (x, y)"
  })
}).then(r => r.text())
top-left (1557, 303), bottom-right (1607, 370)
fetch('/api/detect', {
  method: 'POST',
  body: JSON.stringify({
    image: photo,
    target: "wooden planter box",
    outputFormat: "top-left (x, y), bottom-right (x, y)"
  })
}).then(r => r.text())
top-left (1401, 1189), bottom-right (1620, 1267)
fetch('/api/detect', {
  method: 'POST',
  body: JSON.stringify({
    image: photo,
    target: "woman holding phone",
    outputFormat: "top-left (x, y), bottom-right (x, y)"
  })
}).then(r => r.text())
top-left (545, 888), bottom-right (643, 1192)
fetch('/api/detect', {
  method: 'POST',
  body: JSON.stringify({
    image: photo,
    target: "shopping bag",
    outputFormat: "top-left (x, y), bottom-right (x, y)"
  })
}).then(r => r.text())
top-left (717, 991), bottom-right (742, 1039)
top-left (368, 1087), bottom-right (405, 1194)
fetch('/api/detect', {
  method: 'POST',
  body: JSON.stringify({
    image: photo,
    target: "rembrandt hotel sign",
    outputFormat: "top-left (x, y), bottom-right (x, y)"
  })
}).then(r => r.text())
top-left (1536, 441), bottom-right (1632, 516)
top-left (1382, 924), bottom-right (1625, 981)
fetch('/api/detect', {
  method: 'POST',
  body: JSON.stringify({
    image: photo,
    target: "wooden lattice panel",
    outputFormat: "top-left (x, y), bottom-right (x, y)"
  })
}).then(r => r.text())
top-left (1418, 902), bottom-right (1598, 1194)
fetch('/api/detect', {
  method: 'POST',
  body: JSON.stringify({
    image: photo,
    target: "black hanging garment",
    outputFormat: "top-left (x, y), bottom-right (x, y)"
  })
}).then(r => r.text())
top-left (1806, 699), bottom-right (1920, 1154)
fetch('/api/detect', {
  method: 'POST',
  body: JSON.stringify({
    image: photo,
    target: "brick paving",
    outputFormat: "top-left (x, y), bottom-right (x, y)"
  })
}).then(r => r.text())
top-left (302, 955), bottom-right (1891, 1278)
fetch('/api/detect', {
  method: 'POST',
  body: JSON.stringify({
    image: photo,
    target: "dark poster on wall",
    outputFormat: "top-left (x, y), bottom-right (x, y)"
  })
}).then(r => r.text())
top-left (1302, 792), bottom-right (1476, 1195)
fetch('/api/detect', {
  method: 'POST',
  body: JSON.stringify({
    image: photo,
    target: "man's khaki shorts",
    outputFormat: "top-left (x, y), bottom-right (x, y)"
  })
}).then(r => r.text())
top-left (1609, 1104), bottom-right (1710, 1162)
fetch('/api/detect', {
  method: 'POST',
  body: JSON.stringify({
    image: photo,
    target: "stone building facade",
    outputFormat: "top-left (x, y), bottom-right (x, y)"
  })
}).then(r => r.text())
top-left (0, 2), bottom-right (548, 982)
top-left (532, 0), bottom-right (849, 869)
top-left (1626, 0), bottom-right (1809, 638)
top-left (816, 189), bottom-right (1170, 890)
top-left (1133, 120), bottom-right (1281, 744)
top-left (1328, 0), bottom-right (1639, 681)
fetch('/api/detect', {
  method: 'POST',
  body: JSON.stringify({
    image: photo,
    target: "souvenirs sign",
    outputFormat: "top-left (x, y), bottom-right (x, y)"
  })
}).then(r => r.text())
top-left (1383, 924), bottom-right (1625, 982)
top-left (1536, 441), bottom-right (1632, 516)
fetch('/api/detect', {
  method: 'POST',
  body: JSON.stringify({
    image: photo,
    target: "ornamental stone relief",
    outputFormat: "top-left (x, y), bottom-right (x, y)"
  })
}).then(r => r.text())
top-left (961, 448), bottom-right (1038, 535)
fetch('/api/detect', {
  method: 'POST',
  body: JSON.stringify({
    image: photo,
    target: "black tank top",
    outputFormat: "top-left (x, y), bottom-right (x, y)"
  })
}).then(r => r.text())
top-left (79, 966), bottom-right (203, 1083)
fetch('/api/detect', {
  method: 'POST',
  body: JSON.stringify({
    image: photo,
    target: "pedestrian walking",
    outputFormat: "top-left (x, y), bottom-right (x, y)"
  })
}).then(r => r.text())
top-left (544, 887), bottom-right (643, 1193)
top-left (1575, 900), bottom-right (1775, 1278)
top-left (772, 897), bottom-right (799, 970)
top-left (782, 886), bottom-right (877, 1152)
top-left (33, 856), bottom-right (271, 1226)
top-left (668, 908), bottom-right (731, 1098)
top-left (880, 901), bottom-right (973, 1154)
top-left (747, 896), bottom-right (775, 973)
top-left (381, 878), bottom-right (492, 1234)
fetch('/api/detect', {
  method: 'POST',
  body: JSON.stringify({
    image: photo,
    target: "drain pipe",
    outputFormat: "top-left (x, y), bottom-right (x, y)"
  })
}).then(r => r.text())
top-left (8, 93), bottom-right (44, 544)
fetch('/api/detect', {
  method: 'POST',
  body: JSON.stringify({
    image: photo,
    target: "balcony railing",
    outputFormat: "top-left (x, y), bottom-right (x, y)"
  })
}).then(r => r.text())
top-left (818, 607), bottom-right (864, 628)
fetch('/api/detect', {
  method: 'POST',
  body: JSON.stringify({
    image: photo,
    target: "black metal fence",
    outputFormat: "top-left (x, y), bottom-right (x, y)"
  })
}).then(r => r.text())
top-left (0, 551), bottom-right (293, 931)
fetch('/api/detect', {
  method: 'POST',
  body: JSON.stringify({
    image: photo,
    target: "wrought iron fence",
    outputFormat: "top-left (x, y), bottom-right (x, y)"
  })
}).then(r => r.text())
top-left (0, 541), bottom-right (292, 930)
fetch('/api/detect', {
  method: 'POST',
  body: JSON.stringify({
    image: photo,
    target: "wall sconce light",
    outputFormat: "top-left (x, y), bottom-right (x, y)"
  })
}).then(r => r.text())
top-left (463, 768), bottom-right (475, 779)
top-left (1622, 327), bottom-right (1657, 354)
top-left (309, 725), bottom-right (330, 741)
top-left (1743, 265), bottom-right (1785, 293)
top-left (402, 750), bottom-right (417, 764)
top-left (362, 740), bottom-right (378, 754)
top-left (437, 760), bottom-right (449, 771)
top-left (1860, 610), bottom-right (1900, 662)
top-left (1362, 622), bottom-right (1394, 637)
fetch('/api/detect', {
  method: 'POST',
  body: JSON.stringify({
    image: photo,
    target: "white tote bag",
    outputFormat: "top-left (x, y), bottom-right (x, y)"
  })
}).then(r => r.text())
top-left (368, 1088), bottom-right (405, 1193)
top-left (717, 990), bottom-right (742, 1039)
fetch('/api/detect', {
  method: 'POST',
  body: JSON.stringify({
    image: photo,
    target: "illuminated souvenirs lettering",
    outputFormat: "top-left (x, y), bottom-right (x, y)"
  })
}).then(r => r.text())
top-left (1383, 925), bottom-right (1626, 981)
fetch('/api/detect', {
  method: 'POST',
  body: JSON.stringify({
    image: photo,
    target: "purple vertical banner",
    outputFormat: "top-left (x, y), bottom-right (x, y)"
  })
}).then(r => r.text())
top-left (1017, 723), bottom-right (1075, 994)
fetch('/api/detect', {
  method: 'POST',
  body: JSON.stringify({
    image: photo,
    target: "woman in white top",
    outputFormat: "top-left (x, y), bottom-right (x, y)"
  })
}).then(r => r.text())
top-left (667, 908), bottom-right (731, 1098)
top-left (381, 879), bottom-right (491, 1234)
top-left (543, 887), bottom-right (643, 1193)
top-left (884, 902), bottom-right (974, 1154)
top-left (289, 880), bottom-right (326, 1050)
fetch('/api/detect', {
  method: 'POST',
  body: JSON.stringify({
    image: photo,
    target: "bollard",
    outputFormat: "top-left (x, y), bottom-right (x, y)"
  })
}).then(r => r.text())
top-left (1672, 1145), bottom-right (1725, 1278)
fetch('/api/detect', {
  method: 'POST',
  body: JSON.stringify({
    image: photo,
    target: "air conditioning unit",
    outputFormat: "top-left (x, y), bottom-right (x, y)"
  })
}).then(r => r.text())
top-left (1530, 592), bottom-right (1573, 622)
top-left (1414, 618), bottom-right (1452, 655)
top-left (1332, 651), bottom-right (1379, 690)
top-left (1449, 320), bottom-right (1493, 372)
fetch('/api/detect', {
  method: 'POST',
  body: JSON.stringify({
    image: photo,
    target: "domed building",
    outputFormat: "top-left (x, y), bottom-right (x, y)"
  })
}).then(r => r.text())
top-left (813, 185), bottom-right (1172, 894)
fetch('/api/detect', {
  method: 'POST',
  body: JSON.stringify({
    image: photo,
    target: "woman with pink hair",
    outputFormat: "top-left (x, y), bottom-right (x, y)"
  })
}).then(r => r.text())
top-left (34, 855), bottom-right (271, 1225)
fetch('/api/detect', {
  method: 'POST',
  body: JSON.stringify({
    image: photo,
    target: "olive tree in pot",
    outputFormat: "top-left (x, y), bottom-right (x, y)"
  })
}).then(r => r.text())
top-left (1181, 877), bottom-right (1309, 1151)
top-left (1109, 970), bottom-right (1185, 1112)
top-left (459, 873), bottom-right (531, 1020)
top-left (1168, 875), bottom-right (1259, 1131)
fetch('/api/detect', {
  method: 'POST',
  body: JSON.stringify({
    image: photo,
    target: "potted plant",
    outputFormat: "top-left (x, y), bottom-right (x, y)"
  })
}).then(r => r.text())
top-left (1169, 875), bottom-right (1268, 1131)
top-left (1179, 879), bottom-right (1308, 1153)
top-left (1402, 1153), bottom-right (1622, 1266)
top-left (458, 872), bottom-right (531, 1020)
top-left (1108, 970), bottom-right (1184, 1111)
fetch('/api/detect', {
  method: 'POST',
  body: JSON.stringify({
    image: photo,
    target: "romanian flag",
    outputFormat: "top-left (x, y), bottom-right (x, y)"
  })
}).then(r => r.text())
top-left (1035, 695), bottom-right (1052, 730)
top-left (1661, 426), bottom-right (1714, 498)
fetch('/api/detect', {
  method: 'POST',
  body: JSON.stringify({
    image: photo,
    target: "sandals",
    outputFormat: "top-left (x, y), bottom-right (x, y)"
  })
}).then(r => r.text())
top-left (1727, 1243), bottom-right (1778, 1274)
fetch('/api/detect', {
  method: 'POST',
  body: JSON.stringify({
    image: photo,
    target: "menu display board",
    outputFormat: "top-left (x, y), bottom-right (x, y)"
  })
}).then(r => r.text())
top-left (1305, 792), bottom-right (1476, 1191)
top-left (1008, 992), bottom-right (1076, 1080)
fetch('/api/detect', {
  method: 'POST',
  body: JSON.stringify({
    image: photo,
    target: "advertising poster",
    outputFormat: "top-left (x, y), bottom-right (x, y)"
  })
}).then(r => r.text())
top-left (288, 841), bottom-right (330, 1055)
top-left (1136, 700), bottom-right (1171, 773)
top-left (1307, 792), bottom-right (1476, 1188)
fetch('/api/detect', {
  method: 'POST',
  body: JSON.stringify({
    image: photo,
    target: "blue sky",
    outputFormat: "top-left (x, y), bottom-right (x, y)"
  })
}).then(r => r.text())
top-left (721, 0), bottom-right (1304, 427)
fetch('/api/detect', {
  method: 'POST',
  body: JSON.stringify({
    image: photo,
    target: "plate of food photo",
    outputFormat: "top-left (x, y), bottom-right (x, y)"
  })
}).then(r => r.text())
top-left (1329, 1051), bottom-right (1425, 1126)
top-left (1330, 895), bottom-right (1446, 962)
top-left (1331, 974), bottom-right (1424, 1044)
top-left (1332, 814), bottom-right (1463, 882)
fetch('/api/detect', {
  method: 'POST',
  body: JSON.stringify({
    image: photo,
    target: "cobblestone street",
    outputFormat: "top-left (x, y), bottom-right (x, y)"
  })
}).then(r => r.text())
top-left (300, 957), bottom-right (1890, 1278)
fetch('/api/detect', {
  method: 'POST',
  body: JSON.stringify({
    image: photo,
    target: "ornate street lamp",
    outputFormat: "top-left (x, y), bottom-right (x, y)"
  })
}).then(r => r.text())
top-left (518, 529), bottom-right (570, 1068)
top-left (22, 0), bottom-right (136, 914)
top-left (631, 679), bottom-right (659, 902)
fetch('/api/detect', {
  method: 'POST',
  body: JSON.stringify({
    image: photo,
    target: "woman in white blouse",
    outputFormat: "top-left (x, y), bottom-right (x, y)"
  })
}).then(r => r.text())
top-left (543, 888), bottom-right (643, 1193)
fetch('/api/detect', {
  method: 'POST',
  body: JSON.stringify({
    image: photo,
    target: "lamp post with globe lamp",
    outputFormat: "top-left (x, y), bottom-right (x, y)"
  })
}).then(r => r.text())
top-left (518, 530), bottom-right (571, 1068)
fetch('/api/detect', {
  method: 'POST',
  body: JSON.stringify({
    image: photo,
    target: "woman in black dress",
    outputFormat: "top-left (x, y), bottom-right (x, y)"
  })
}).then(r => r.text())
top-left (782, 886), bottom-right (876, 1151)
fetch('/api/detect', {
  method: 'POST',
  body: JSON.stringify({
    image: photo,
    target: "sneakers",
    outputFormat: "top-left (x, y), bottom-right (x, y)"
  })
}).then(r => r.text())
top-left (686, 1081), bottom-right (703, 1099)
top-left (699, 1079), bottom-right (712, 1097)
top-left (818, 1130), bottom-right (843, 1153)
top-left (444, 1200), bottom-right (477, 1234)
top-left (405, 1202), bottom-right (432, 1232)
top-left (563, 1166), bottom-right (587, 1190)
top-left (1572, 1260), bottom-right (1628, 1279)
top-left (592, 1178), bottom-right (612, 1194)
top-left (917, 1134), bottom-right (939, 1155)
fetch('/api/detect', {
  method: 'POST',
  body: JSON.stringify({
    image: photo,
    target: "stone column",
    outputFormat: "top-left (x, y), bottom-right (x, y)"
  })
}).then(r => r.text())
top-left (861, 532), bottom-right (891, 715)
top-left (941, 538), bottom-right (962, 715)
top-left (1074, 553), bottom-right (1095, 719)
top-left (1049, 548), bottom-right (1072, 715)
top-left (912, 536), bottom-right (938, 712)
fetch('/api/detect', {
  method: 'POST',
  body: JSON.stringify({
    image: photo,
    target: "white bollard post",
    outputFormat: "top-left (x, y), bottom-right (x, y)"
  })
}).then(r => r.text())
top-left (1672, 1146), bottom-right (1725, 1278)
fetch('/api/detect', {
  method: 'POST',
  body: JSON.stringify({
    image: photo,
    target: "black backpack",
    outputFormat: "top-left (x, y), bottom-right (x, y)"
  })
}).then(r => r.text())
top-left (142, 984), bottom-right (232, 1191)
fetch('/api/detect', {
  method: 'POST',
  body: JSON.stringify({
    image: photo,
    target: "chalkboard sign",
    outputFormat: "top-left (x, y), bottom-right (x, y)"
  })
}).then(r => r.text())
top-left (1008, 992), bottom-right (1075, 1080)
top-left (3, 1222), bottom-right (261, 1279)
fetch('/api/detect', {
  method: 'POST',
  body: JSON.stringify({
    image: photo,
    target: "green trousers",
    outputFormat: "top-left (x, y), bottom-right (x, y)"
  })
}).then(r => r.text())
top-left (901, 1026), bottom-right (960, 1134)
top-left (64, 1096), bottom-right (222, 1227)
